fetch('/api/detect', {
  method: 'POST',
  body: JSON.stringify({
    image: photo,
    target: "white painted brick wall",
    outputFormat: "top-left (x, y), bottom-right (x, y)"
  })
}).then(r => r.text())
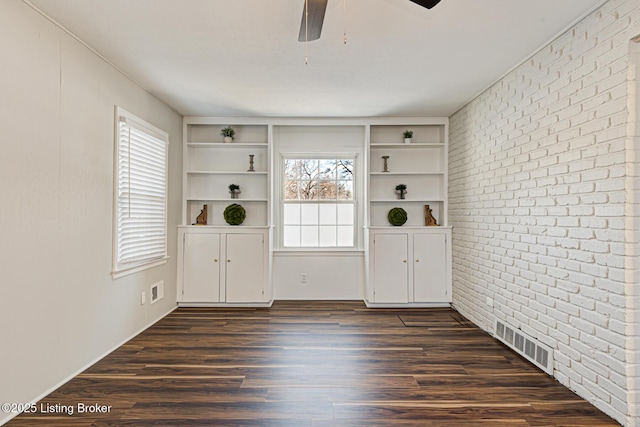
top-left (626, 22), bottom-right (640, 425)
top-left (448, 0), bottom-right (640, 425)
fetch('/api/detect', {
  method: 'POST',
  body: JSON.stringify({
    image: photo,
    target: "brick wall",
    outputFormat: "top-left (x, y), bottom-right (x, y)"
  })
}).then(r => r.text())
top-left (448, 0), bottom-right (640, 424)
top-left (626, 34), bottom-right (640, 424)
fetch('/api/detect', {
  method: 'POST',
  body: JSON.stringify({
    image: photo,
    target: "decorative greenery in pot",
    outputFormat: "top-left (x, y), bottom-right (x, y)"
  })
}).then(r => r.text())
top-left (387, 207), bottom-right (408, 226)
top-left (224, 203), bottom-right (246, 225)
top-left (403, 129), bottom-right (413, 144)
top-left (228, 183), bottom-right (241, 199)
top-left (395, 184), bottom-right (407, 199)
top-left (220, 126), bottom-right (235, 142)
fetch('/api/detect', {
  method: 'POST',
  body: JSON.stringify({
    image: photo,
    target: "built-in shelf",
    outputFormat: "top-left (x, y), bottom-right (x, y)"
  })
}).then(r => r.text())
top-left (370, 199), bottom-right (446, 203)
top-left (187, 171), bottom-right (268, 175)
top-left (187, 198), bottom-right (268, 202)
top-left (368, 225), bottom-right (452, 229)
top-left (368, 122), bottom-right (447, 228)
top-left (187, 142), bottom-right (268, 148)
top-left (369, 143), bottom-right (445, 148)
top-left (370, 172), bottom-right (444, 176)
top-left (181, 225), bottom-right (271, 230)
top-left (183, 121), bottom-right (270, 227)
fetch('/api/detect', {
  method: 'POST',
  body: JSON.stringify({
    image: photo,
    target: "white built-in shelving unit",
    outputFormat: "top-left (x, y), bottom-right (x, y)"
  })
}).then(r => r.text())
top-left (183, 119), bottom-right (270, 227)
top-left (367, 122), bottom-right (447, 228)
top-left (365, 119), bottom-right (452, 307)
top-left (178, 118), bottom-right (273, 307)
top-left (178, 117), bottom-right (451, 307)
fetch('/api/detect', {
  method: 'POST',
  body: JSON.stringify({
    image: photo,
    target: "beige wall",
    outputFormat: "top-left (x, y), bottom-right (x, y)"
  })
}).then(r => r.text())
top-left (272, 125), bottom-right (366, 300)
top-left (0, 2), bottom-right (181, 424)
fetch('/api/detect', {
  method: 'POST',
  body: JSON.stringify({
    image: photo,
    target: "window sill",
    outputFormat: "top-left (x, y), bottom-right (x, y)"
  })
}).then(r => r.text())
top-left (273, 249), bottom-right (364, 257)
top-left (111, 257), bottom-right (169, 280)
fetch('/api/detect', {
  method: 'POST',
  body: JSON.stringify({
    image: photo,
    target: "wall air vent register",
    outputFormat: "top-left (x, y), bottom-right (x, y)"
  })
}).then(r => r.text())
top-left (495, 319), bottom-right (553, 375)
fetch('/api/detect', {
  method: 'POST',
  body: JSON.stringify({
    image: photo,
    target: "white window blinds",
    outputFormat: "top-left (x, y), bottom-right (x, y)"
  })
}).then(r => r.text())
top-left (114, 109), bottom-right (168, 274)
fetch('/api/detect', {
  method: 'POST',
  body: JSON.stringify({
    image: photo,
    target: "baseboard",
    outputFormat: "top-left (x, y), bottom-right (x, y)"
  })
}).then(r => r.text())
top-left (178, 300), bottom-right (450, 308)
top-left (178, 301), bottom-right (274, 308)
top-left (0, 304), bottom-right (177, 426)
top-left (364, 300), bottom-right (451, 308)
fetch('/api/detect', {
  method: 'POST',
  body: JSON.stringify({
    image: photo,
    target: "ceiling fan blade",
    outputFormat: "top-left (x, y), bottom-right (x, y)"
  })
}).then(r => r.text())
top-left (408, 0), bottom-right (442, 9)
top-left (298, 0), bottom-right (328, 42)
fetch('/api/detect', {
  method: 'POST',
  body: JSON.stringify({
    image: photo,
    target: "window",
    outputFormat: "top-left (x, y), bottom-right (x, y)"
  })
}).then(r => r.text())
top-left (113, 108), bottom-right (169, 277)
top-left (282, 158), bottom-right (355, 247)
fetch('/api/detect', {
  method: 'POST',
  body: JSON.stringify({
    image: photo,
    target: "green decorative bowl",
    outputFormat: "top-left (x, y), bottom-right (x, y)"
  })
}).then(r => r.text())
top-left (223, 204), bottom-right (246, 225)
top-left (387, 207), bottom-right (408, 226)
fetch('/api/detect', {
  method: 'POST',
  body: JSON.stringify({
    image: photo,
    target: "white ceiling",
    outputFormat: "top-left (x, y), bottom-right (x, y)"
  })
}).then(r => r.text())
top-left (28, 0), bottom-right (606, 117)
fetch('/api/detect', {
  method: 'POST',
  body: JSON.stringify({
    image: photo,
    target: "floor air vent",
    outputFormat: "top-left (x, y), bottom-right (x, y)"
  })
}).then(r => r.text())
top-left (495, 319), bottom-right (553, 375)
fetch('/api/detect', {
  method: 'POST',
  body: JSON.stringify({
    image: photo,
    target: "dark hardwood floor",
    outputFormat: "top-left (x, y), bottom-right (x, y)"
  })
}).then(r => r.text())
top-left (7, 301), bottom-right (619, 426)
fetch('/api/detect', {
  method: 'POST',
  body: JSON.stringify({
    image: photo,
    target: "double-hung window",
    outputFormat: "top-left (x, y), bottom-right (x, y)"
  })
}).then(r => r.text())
top-left (113, 107), bottom-right (169, 277)
top-left (282, 157), bottom-right (355, 248)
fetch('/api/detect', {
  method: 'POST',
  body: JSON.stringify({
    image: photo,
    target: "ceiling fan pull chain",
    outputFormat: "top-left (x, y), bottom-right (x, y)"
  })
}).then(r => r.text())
top-left (305, 0), bottom-right (309, 64)
top-left (343, 0), bottom-right (347, 45)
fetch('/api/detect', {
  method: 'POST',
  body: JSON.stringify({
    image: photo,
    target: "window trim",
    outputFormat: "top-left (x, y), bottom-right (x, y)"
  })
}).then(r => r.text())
top-left (279, 153), bottom-right (359, 249)
top-left (112, 107), bottom-right (169, 278)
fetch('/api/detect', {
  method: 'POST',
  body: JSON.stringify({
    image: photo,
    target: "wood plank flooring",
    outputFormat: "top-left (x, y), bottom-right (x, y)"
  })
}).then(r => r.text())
top-left (6, 301), bottom-right (619, 426)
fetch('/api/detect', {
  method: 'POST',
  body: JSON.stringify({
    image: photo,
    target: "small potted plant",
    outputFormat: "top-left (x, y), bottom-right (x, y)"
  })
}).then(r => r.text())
top-left (221, 126), bottom-right (235, 143)
top-left (395, 184), bottom-right (407, 199)
top-left (403, 130), bottom-right (413, 144)
top-left (228, 183), bottom-right (241, 199)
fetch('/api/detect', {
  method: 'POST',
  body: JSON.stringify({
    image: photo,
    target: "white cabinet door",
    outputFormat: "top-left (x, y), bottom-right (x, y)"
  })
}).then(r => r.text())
top-left (373, 234), bottom-right (409, 303)
top-left (225, 233), bottom-right (265, 303)
top-left (413, 233), bottom-right (448, 302)
top-left (182, 233), bottom-right (221, 302)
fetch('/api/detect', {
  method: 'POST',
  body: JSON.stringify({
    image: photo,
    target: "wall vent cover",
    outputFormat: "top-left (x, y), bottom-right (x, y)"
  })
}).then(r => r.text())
top-left (150, 281), bottom-right (164, 304)
top-left (494, 319), bottom-right (553, 375)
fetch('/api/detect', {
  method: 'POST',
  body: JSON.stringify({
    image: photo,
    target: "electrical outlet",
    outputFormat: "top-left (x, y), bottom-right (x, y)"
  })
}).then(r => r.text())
top-left (301, 273), bottom-right (307, 283)
top-left (141, 292), bottom-right (146, 305)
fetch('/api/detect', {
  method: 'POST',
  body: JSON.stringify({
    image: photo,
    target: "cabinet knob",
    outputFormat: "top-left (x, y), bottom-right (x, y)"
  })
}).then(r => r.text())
top-left (416, 259), bottom-right (420, 263)
top-left (214, 259), bottom-right (218, 262)
top-left (403, 259), bottom-right (407, 263)
top-left (227, 259), bottom-right (231, 263)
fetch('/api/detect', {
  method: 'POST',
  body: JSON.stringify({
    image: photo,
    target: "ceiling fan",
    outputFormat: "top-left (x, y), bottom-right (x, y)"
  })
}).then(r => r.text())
top-left (298, 0), bottom-right (442, 42)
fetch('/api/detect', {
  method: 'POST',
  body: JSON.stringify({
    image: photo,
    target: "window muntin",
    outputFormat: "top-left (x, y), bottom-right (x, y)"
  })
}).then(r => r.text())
top-left (283, 158), bottom-right (355, 248)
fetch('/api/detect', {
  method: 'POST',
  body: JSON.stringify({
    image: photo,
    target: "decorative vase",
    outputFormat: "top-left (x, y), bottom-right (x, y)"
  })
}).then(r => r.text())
top-left (404, 138), bottom-right (412, 144)
top-left (223, 136), bottom-right (233, 143)
top-left (396, 189), bottom-right (407, 199)
top-left (230, 189), bottom-right (241, 199)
